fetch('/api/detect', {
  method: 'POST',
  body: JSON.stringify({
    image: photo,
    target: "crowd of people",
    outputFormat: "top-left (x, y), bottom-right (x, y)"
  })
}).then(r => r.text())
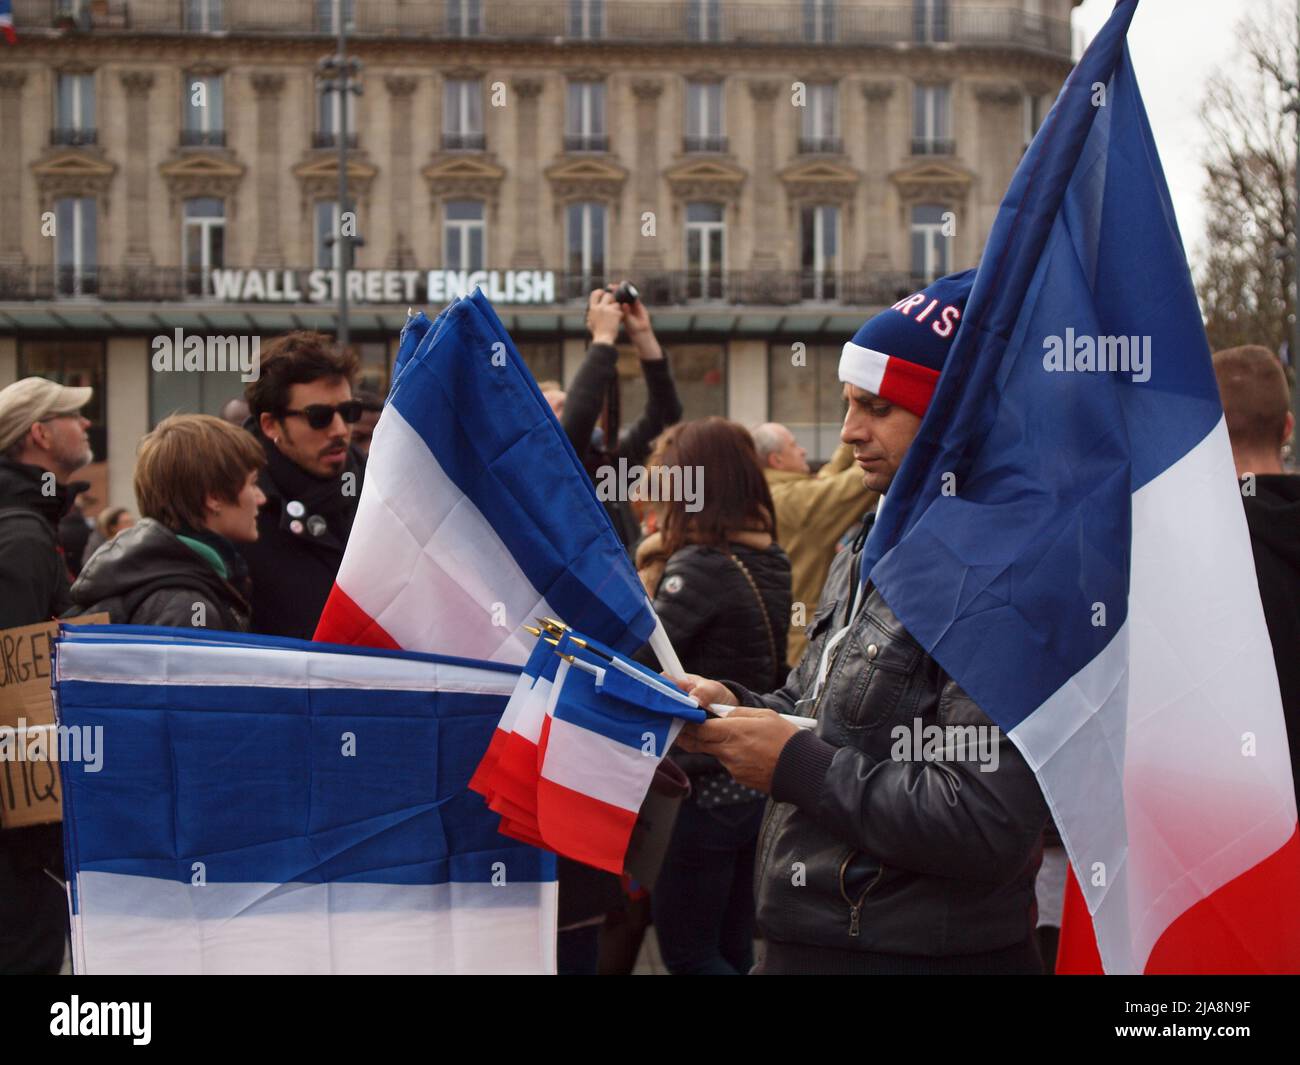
top-left (0, 278), bottom-right (1295, 975)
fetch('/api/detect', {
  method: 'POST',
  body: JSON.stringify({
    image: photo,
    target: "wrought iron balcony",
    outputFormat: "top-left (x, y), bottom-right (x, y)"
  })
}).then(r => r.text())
top-left (50, 127), bottom-right (98, 147)
top-left (911, 137), bottom-right (956, 156)
top-left (180, 129), bottom-right (227, 147)
top-left (798, 136), bottom-right (843, 155)
top-left (11, 2), bottom-right (1073, 57)
top-left (683, 135), bottom-right (728, 154)
top-left (564, 133), bottom-right (609, 153)
top-left (312, 131), bottom-right (360, 149)
top-left (442, 131), bottom-right (487, 151)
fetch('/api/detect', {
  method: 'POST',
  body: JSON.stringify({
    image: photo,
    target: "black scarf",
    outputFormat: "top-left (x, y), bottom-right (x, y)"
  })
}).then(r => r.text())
top-left (254, 428), bottom-right (362, 546)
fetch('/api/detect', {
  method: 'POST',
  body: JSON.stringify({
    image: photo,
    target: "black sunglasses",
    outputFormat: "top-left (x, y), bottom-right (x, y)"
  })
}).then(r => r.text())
top-left (281, 401), bottom-right (366, 430)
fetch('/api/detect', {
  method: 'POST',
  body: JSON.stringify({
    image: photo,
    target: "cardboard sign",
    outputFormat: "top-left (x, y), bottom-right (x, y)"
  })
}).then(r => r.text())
top-left (0, 616), bottom-right (108, 829)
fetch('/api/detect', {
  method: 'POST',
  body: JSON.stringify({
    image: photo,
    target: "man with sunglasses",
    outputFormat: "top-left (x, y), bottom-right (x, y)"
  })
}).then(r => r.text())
top-left (239, 332), bottom-right (366, 639)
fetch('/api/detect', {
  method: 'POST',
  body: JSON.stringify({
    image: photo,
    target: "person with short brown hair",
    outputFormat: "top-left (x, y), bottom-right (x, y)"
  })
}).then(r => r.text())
top-left (1212, 345), bottom-right (1299, 794)
top-left (236, 330), bottom-right (367, 638)
top-left (69, 414), bottom-right (266, 631)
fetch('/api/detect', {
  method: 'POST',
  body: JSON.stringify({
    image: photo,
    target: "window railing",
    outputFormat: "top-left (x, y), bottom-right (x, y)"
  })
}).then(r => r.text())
top-left (50, 127), bottom-right (98, 147)
top-left (9, 2), bottom-right (1072, 56)
top-left (683, 135), bottom-right (728, 153)
top-left (910, 136), bottom-right (955, 155)
top-left (313, 131), bottom-right (359, 149)
top-left (564, 133), bottom-right (609, 153)
top-left (180, 129), bottom-right (227, 147)
top-left (798, 136), bottom-right (842, 155)
top-left (442, 131), bottom-right (486, 151)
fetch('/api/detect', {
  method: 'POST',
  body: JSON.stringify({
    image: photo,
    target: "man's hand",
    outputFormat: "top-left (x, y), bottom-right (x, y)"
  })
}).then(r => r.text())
top-left (667, 673), bottom-right (737, 709)
top-left (586, 288), bottom-right (622, 346)
top-left (674, 707), bottom-right (800, 794)
top-left (619, 286), bottom-right (664, 361)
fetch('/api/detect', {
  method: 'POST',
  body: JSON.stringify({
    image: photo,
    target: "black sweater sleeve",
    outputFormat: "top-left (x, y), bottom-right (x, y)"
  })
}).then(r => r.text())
top-left (618, 356), bottom-right (684, 466)
top-left (559, 342), bottom-right (619, 462)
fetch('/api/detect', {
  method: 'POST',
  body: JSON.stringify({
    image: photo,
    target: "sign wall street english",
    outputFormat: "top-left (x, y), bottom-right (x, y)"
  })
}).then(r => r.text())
top-left (209, 269), bottom-right (558, 305)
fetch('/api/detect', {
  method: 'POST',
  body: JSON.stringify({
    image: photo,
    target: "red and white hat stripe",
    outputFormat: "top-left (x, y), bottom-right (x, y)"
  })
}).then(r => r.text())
top-left (839, 341), bottom-right (941, 418)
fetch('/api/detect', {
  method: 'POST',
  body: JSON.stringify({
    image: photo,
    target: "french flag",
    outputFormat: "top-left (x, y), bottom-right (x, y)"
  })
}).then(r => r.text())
top-left (857, 0), bottom-right (1300, 974)
top-left (534, 634), bottom-right (706, 874)
top-left (54, 625), bottom-right (556, 974)
top-left (314, 289), bottom-right (673, 670)
top-left (0, 0), bottom-right (16, 45)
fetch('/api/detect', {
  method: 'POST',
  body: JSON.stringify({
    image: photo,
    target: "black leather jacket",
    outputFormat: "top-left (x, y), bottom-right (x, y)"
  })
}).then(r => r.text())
top-left (725, 535), bottom-right (1049, 963)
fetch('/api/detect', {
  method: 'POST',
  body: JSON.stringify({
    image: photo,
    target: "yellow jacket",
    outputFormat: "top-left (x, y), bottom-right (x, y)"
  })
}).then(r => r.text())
top-left (766, 443), bottom-right (877, 666)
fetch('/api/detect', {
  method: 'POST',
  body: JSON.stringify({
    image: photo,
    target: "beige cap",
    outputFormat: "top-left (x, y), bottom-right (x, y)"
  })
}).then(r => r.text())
top-left (0, 377), bottom-right (93, 454)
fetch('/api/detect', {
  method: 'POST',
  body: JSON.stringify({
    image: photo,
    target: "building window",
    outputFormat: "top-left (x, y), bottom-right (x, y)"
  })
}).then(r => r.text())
top-left (685, 202), bottom-right (725, 301)
top-left (184, 0), bottom-right (223, 31)
top-left (799, 83), bottom-right (839, 154)
top-left (684, 81), bottom-right (725, 153)
top-left (911, 204), bottom-right (951, 283)
top-left (315, 200), bottom-right (344, 270)
top-left (447, 0), bottom-right (483, 36)
top-left (54, 197), bottom-right (97, 297)
top-left (443, 79), bottom-right (484, 151)
top-left (20, 340), bottom-right (108, 466)
top-left (1023, 91), bottom-right (1049, 150)
top-left (913, 0), bottom-right (949, 43)
top-left (912, 83), bottom-right (952, 155)
top-left (316, 83), bottom-right (357, 149)
top-left (803, 0), bottom-right (836, 43)
top-left (316, 0), bottom-right (355, 34)
top-left (768, 343), bottom-right (843, 464)
top-left (443, 201), bottom-right (485, 272)
top-left (800, 205), bottom-right (839, 301)
top-left (53, 73), bottom-right (95, 147)
top-left (568, 0), bottom-right (604, 39)
top-left (566, 202), bottom-right (607, 295)
top-left (686, 0), bottom-right (721, 41)
top-left (183, 198), bottom-right (225, 297)
top-left (566, 81), bottom-right (607, 152)
top-left (181, 75), bottom-right (225, 147)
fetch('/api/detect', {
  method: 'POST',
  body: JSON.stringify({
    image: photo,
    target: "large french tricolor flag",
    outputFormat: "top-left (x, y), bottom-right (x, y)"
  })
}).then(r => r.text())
top-left (856, 0), bottom-right (1299, 973)
top-left (314, 289), bottom-right (670, 670)
top-left (54, 625), bottom-right (556, 974)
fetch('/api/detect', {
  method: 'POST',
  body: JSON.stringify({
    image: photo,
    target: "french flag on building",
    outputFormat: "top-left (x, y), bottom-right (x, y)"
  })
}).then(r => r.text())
top-left (55, 625), bottom-right (556, 974)
top-left (314, 289), bottom-right (674, 670)
top-left (0, 0), bottom-right (16, 45)
top-left (856, 0), bottom-right (1300, 973)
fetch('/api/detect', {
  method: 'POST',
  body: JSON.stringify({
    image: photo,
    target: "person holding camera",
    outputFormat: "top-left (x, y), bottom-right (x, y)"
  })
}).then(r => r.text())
top-left (563, 282), bottom-right (684, 549)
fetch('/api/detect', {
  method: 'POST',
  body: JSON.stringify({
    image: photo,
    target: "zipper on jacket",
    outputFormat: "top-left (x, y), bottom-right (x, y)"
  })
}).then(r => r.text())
top-left (839, 851), bottom-right (885, 938)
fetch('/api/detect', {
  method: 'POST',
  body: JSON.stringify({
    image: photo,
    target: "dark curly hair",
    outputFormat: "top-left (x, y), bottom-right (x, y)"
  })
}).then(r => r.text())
top-left (244, 331), bottom-right (359, 419)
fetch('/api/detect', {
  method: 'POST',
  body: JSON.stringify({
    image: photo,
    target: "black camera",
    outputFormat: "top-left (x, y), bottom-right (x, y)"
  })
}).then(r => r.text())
top-left (611, 280), bottom-right (640, 305)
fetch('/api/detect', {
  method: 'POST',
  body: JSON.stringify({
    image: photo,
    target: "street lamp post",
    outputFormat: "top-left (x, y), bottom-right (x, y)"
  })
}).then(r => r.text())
top-left (317, 0), bottom-right (363, 349)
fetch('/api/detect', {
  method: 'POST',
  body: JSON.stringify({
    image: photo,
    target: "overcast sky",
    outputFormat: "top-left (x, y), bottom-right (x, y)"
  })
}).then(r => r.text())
top-left (1072, 0), bottom-right (1278, 267)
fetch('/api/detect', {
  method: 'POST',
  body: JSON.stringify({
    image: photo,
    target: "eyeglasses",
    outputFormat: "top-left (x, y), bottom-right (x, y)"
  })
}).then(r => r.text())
top-left (281, 401), bottom-right (366, 430)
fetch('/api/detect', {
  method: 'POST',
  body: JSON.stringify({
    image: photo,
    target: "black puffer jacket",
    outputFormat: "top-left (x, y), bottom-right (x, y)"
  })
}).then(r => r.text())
top-left (639, 537), bottom-right (792, 777)
top-left (68, 519), bottom-right (251, 631)
top-left (0, 458), bottom-right (76, 628)
top-left (726, 530), bottom-right (1050, 971)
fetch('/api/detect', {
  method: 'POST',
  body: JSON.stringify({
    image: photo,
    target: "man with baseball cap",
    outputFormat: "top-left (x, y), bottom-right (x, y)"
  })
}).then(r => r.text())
top-left (0, 375), bottom-right (93, 974)
top-left (675, 271), bottom-right (1050, 973)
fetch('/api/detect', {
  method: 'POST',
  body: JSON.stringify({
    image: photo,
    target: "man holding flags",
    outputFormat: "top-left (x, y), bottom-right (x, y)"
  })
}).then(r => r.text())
top-left (677, 272), bottom-right (1052, 975)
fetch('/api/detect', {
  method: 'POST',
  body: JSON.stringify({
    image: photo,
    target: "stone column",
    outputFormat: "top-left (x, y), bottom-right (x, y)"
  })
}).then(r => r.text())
top-left (119, 71), bottom-right (156, 266)
top-left (510, 77), bottom-right (544, 268)
top-left (251, 72), bottom-right (286, 268)
top-left (0, 71), bottom-right (27, 266)
top-left (385, 75), bottom-right (418, 268)
top-left (860, 80), bottom-right (895, 271)
top-left (747, 80), bottom-right (781, 270)
top-left (630, 78), bottom-right (664, 272)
